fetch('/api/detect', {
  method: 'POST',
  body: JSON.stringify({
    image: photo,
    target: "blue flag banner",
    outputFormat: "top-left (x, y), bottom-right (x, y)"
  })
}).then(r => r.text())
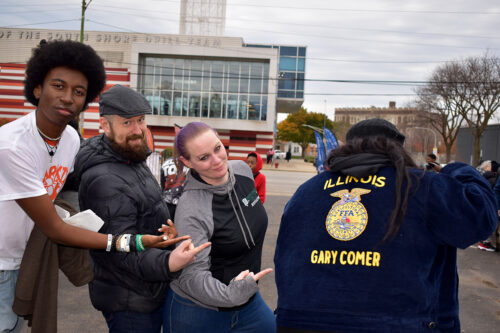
top-left (314, 131), bottom-right (326, 173)
top-left (324, 127), bottom-right (338, 153)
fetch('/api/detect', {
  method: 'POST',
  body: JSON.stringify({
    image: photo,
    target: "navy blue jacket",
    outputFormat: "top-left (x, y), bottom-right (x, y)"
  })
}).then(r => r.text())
top-left (275, 162), bottom-right (496, 333)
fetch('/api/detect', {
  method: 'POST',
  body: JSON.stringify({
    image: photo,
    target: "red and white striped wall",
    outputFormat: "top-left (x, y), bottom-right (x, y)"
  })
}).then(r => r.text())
top-left (0, 64), bottom-right (273, 161)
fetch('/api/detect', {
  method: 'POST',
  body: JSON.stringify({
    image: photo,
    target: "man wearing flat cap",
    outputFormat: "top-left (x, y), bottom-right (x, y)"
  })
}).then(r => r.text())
top-left (73, 85), bottom-right (189, 332)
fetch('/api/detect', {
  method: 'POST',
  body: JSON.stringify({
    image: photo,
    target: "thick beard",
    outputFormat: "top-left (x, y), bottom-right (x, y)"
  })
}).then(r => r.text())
top-left (108, 134), bottom-right (150, 162)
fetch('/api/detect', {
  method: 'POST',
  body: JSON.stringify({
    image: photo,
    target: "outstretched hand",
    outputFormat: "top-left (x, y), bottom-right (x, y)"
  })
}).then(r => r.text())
top-left (233, 268), bottom-right (273, 282)
top-left (142, 220), bottom-right (187, 248)
top-left (158, 219), bottom-right (178, 240)
top-left (168, 239), bottom-right (212, 272)
top-left (141, 234), bottom-right (191, 249)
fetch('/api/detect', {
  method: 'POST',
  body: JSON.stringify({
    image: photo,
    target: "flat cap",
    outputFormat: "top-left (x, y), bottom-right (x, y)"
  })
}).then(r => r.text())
top-left (346, 118), bottom-right (405, 144)
top-left (99, 85), bottom-right (152, 118)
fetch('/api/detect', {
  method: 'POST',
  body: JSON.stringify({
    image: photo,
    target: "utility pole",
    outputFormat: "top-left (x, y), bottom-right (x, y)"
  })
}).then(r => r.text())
top-left (80, 0), bottom-right (92, 42)
top-left (79, 0), bottom-right (92, 136)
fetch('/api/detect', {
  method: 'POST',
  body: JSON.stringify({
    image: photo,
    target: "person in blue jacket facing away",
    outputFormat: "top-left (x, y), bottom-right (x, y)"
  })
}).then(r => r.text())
top-left (274, 118), bottom-right (497, 333)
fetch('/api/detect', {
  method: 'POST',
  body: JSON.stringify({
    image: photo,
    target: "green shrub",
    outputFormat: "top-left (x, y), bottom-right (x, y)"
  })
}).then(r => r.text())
top-left (161, 147), bottom-right (173, 160)
top-left (304, 156), bottom-right (315, 163)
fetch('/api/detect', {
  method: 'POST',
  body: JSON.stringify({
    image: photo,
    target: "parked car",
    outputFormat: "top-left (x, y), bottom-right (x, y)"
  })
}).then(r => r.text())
top-left (274, 150), bottom-right (286, 159)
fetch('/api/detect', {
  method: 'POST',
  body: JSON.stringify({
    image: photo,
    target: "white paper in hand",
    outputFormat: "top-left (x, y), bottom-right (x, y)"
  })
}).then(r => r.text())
top-left (63, 209), bottom-right (105, 232)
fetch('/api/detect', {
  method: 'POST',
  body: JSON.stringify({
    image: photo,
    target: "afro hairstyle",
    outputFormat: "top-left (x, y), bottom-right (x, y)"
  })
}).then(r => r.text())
top-left (24, 39), bottom-right (106, 110)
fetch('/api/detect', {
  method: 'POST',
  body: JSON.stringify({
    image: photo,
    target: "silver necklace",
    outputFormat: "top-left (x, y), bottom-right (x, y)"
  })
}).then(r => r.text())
top-left (37, 127), bottom-right (60, 161)
top-left (37, 126), bottom-right (62, 141)
top-left (42, 140), bottom-right (58, 160)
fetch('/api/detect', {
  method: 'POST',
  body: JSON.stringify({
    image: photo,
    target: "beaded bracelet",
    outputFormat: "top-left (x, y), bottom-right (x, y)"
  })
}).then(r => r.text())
top-left (107, 234), bottom-right (145, 252)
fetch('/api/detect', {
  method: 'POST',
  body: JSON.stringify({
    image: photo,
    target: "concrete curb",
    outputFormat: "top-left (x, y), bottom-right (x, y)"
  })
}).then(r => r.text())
top-left (261, 159), bottom-right (317, 173)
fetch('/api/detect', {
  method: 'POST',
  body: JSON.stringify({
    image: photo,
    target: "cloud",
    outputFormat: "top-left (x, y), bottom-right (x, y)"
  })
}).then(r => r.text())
top-left (3, 0), bottom-right (499, 120)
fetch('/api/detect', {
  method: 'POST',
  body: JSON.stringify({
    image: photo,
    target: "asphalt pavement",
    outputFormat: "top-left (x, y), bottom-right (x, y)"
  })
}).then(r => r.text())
top-left (24, 160), bottom-right (500, 332)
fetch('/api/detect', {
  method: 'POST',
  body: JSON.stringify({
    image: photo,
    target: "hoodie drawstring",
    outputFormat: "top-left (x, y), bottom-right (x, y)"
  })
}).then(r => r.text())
top-left (227, 183), bottom-right (256, 250)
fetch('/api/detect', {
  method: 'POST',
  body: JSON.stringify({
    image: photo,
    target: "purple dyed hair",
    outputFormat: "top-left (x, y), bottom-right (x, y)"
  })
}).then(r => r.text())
top-left (173, 122), bottom-right (218, 171)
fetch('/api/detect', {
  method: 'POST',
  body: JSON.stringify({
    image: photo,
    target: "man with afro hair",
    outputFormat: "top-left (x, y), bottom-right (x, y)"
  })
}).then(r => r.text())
top-left (0, 40), bottom-right (200, 332)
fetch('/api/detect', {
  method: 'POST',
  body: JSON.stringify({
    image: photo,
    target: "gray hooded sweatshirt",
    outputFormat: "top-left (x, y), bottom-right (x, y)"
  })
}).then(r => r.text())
top-left (170, 160), bottom-right (268, 310)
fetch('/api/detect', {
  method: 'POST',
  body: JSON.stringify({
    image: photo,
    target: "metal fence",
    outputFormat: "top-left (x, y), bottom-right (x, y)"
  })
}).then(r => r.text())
top-left (456, 124), bottom-right (500, 165)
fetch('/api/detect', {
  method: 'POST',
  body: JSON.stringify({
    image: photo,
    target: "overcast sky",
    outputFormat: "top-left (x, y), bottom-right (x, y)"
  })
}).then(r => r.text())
top-left (2, 0), bottom-right (500, 122)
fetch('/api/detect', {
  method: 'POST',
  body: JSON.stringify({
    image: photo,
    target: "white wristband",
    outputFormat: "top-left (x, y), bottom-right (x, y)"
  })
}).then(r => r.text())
top-left (106, 234), bottom-right (112, 252)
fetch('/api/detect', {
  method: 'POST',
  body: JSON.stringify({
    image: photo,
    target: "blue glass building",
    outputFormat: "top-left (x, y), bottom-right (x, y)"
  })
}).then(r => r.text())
top-left (245, 44), bottom-right (306, 114)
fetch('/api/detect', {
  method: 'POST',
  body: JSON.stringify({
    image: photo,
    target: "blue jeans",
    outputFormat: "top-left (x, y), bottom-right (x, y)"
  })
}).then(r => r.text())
top-left (163, 289), bottom-right (276, 333)
top-left (102, 305), bottom-right (164, 333)
top-left (0, 270), bottom-right (23, 333)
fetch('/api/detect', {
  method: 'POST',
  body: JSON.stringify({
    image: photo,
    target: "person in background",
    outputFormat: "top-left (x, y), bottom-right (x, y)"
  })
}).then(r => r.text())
top-left (74, 85), bottom-right (210, 332)
top-left (266, 148), bottom-right (274, 165)
top-left (164, 122), bottom-right (275, 333)
top-left (160, 124), bottom-right (188, 219)
top-left (274, 118), bottom-right (496, 333)
top-left (492, 173), bottom-right (500, 252)
top-left (476, 160), bottom-right (499, 187)
top-left (477, 160), bottom-right (500, 251)
top-left (267, 148), bottom-right (274, 164)
top-left (285, 150), bottom-right (292, 163)
top-left (246, 152), bottom-right (266, 203)
top-left (0, 40), bottom-right (176, 333)
top-left (425, 153), bottom-right (441, 172)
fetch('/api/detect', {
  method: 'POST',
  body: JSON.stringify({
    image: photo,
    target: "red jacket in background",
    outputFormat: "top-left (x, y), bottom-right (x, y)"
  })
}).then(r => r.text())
top-left (250, 151), bottom-right (266, 203)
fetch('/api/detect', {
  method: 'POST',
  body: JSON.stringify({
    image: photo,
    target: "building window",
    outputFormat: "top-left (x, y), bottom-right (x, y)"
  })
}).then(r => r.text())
top-left (280, 46), bottom-right (297, 56)
top-left (279, 57), bottom-right (297, 71)
top-left (139, 55), bottom-right (269, 121)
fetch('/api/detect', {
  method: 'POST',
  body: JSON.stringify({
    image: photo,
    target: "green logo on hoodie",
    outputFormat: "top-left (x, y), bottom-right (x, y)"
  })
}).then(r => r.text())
top-left (242, 188), bottom-right (260, 207)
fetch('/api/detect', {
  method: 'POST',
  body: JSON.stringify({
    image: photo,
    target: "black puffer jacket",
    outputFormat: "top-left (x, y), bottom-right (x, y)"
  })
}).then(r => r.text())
top-left (483, 171), bottom-right (498, 188)
top-left (74, 134), bottom-right (178, 313)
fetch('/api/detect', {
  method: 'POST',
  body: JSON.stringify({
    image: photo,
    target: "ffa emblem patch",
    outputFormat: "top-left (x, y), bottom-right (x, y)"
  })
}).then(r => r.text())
top-left (326, 188), bottom-right (371, 241)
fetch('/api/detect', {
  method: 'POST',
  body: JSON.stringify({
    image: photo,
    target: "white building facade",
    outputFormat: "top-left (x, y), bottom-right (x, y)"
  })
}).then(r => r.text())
top-left (0, 28), bottom-right (302, 159)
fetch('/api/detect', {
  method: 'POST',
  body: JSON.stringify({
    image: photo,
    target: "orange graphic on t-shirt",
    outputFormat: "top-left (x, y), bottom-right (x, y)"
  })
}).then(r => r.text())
top-left (43, 165), bottom-right (69, 200)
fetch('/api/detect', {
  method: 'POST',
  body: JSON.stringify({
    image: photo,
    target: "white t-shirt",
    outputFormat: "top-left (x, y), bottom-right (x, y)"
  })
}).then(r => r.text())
top-left (0, 111), bottom-right (80, 270)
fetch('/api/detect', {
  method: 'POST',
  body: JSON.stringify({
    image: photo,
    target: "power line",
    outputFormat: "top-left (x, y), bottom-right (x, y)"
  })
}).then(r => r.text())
top-left (2, 62), bottom-right (498, 86)
top-left (2, 19), bottom-right (80, 28)
top-left (0, 78), bottom-right (426, 96)
top-left (6, 0), bottom-right (500, 15)
top-left (152, 0), bottom-right (500, 15)
top-left (86, 19), bottom-right (139, 33)
top-left (229, 19), bottom-right (500, 41)
top-left (0, 33), bottom-right (455, 65)
top-left (232, 26), bottom-right (500, 51)
top-left (3, 4), bottom-right (498, 53)
top-left (78, 4), bottom-right (500, 41)
top-left (1, 26), bottom-right (495, 69)
top-left (4, 2), bottom-right (500, 42)
top-left (86, 5), bottom-right (500, 42)
top-left (83, 12), bottom-right (500, 51)
top-left (307, 57), bottom-right (447, 64)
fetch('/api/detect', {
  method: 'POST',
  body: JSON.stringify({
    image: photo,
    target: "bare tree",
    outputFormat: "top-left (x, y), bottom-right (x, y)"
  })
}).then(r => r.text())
top-left (457, 54), bottom-right (500, 165)
top-left (416, 53), bottom-right (500, 165)
top-left (415, 74), bottom-right (464, 163)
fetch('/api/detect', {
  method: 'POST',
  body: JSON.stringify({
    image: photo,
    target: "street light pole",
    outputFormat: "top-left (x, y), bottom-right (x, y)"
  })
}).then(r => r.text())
top-left (302, 124), bottom-right (324, 134)
top-left (413, 127), bottom-right (437, 155)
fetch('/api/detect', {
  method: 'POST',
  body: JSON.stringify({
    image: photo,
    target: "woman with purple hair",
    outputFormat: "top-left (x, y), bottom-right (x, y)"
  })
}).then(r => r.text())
top-left (163, 122), bottom-right (275, 333)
